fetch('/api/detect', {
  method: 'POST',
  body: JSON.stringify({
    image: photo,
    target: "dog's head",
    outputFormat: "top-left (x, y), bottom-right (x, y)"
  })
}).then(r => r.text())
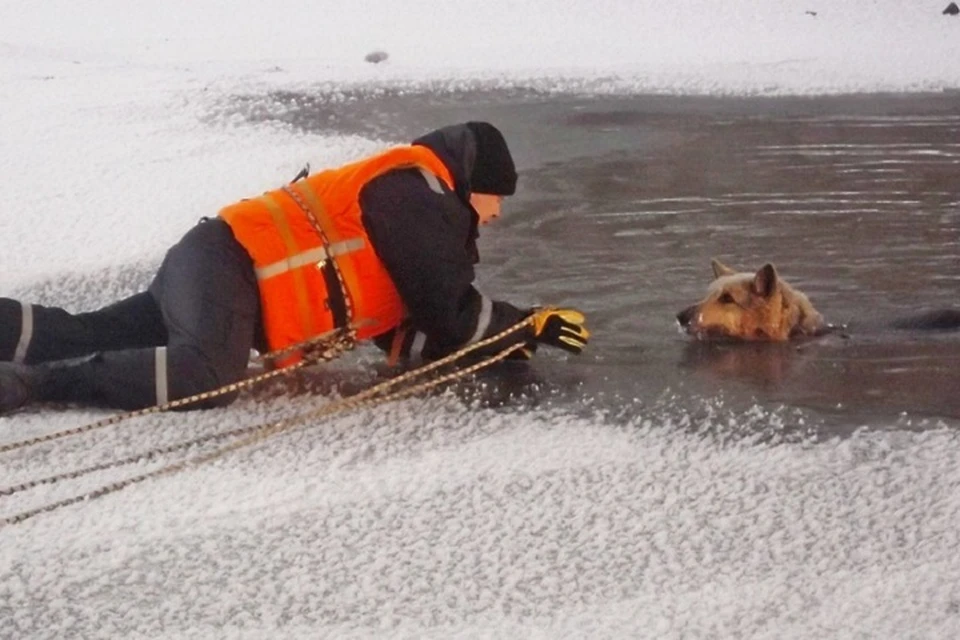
top-left (676, 259), bottom-right (824, 341)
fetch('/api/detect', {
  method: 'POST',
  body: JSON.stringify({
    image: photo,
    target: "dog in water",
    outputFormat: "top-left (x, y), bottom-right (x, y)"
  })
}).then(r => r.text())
top-left (677, 259), bottom-right (960, 341)
top-left (676, 260), bottom-right (825, 341)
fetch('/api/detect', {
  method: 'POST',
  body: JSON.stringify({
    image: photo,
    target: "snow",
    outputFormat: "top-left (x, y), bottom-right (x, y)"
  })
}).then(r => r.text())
top-left (2, 1), bottom-right (960, 637)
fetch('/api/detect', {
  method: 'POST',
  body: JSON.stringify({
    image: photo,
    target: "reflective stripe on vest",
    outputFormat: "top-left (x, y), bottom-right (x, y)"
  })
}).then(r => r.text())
top-left (258, 193), bottom-right (318, 337)
top-left (254, 238), bottom-right (365, 280)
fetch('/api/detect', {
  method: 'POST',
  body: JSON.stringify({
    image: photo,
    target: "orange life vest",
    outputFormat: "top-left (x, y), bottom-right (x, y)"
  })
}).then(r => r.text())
top-left (219, 145), bottom-right (455, 366)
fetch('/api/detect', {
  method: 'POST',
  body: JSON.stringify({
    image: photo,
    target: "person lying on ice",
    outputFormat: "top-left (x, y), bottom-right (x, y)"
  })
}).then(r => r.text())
top-left (0, 121), bottom-right (589, 414)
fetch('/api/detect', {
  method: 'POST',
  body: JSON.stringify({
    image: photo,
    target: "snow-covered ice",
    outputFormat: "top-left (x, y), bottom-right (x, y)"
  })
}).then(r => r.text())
top-left (2, 1), bottom-right (960, 637)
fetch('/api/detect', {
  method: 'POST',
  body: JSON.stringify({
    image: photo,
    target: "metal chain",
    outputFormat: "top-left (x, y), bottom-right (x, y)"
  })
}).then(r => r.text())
top-left (0, 327), bottom-right (357, 455)
top-left (0, 317), bottom-right (534, 526)
top-left (281, 184), bottom-right (355, 324)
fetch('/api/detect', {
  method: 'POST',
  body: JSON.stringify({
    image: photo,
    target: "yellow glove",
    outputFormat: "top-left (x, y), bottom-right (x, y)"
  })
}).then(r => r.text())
top-left (530, 307), bottom-right (590, 355)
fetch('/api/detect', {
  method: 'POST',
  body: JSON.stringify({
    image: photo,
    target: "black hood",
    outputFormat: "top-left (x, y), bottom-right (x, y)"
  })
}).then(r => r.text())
top-left (411, 123), bottom-right (476, 204)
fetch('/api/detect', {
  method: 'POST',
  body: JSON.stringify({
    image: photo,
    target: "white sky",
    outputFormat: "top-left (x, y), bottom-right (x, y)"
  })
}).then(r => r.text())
top-left (2, 2), bottom-right (960, 638)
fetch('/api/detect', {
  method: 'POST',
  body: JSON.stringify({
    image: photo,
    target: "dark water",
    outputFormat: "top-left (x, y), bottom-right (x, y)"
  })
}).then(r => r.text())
top-left (230, 90), bottom-right (960, 433)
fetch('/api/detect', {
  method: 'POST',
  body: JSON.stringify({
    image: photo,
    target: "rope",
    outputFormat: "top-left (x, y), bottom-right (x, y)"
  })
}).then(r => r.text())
top-left (0, 327), bottom-right (358, 455)
top-left (282, 184), bottom-right (355, 326)
top-left (0, 317), bottom-right (533, 526)
top-left (0, 424), bottom-right (257, 497)
top-left (0, 318), bottom-right (525, 496)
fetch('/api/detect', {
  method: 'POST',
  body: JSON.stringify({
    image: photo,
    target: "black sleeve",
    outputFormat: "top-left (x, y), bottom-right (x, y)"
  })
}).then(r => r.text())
top-left (360, 169), bottom-right (531, 359)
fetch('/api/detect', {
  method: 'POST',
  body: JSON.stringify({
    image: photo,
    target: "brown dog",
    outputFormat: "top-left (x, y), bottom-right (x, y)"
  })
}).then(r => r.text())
top-left (676, 260), bottom-right (825, 341)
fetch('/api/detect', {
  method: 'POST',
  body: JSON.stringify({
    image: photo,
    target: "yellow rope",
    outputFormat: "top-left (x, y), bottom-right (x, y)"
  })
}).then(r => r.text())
top-left (0, 327), bottom-right (357, 454)
top-left (0, 317), bottom-right (534, 526)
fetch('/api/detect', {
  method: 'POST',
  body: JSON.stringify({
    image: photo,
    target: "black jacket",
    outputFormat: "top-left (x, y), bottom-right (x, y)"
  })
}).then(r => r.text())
top-left (359, 124), bottom-right (530, 361)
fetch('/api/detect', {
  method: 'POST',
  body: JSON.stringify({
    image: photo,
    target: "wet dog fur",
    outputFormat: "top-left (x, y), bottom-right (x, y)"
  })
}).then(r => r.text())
top-left (677, 260), bottom-right (824, 341)
top-left (677, 259), bottom-right (960, 342)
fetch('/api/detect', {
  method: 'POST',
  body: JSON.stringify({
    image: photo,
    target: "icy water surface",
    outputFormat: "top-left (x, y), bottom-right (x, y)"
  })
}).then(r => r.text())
top-left (233, 89), bottom-right (960, 434)
top-left (5, 89), bottom-right (960, 640)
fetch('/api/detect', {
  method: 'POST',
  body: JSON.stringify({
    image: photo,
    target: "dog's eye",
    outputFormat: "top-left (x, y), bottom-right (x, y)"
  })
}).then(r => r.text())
top-left (718, 293), bottom-right (735, 304)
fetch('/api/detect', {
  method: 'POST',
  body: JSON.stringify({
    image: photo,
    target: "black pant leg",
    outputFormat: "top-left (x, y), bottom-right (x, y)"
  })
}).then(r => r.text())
top-left (43, 344), bottom-right (241, 411)
top-left (0, 293), bottom-right (167, 365)
top-left (39, 219), bottom-right (261, 411)
top-left (149, 219), bottom-right (261, 402)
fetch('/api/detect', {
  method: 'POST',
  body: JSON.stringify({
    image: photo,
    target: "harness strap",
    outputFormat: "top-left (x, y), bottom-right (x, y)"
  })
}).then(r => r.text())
top-left (282, 184), bottom-right (354, 330)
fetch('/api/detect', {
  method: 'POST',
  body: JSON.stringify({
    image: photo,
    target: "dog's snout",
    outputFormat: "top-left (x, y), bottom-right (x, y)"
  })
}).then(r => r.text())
top-left (677, 306), bottom-right (696, 328)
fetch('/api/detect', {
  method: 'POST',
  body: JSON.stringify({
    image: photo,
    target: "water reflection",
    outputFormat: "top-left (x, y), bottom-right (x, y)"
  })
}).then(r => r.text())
top-left (679, 341), bottom-right (812, 391)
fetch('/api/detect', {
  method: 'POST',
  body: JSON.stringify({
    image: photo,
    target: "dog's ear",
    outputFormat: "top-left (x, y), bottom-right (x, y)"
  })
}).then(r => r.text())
top-left (752, 263), bottom-right (779, 297)
top-left (711, 259), bottom-right (737, 279)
